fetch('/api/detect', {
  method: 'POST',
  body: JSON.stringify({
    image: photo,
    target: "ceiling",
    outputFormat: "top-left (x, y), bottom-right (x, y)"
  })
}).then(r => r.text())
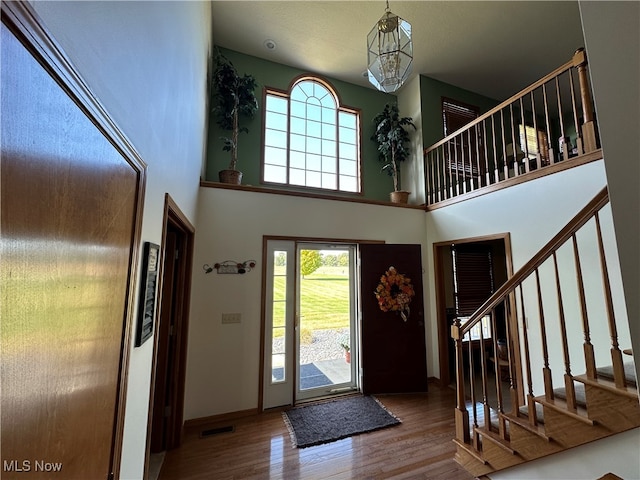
top-left (210, 1), bottom-right (585, 101)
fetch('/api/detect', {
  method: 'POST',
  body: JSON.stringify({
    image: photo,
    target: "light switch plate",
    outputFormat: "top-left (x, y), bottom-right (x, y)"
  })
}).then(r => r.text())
top-left (221, 313), bottom-right (241, 324)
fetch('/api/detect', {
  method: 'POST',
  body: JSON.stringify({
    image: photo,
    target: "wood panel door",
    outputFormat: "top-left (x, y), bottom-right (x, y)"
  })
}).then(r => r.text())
top-left (359, 244), bottom-right (428, 394)
top-left (1, 15), bottom-right (141, 480)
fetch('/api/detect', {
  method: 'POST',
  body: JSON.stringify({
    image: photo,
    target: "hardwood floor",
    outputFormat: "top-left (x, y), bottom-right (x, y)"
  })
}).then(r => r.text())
top-left (158, 386), bottom-right (476, 479)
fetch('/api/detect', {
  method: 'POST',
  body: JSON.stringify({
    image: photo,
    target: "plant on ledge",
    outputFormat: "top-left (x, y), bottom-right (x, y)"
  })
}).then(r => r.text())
top-left (211, 51), bottom-right (258, 184)
top-left (371, 103), bottom-right (416, 203)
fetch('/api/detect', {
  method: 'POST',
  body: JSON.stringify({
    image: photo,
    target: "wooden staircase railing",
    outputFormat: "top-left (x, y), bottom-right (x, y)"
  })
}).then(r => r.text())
top-left (451, 186), bottom-right (639, 475)
top-left (424, 48), bottom-right (600, 208)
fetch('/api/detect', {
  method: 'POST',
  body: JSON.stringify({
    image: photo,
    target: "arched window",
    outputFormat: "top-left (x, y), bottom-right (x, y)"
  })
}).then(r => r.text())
top-left (263, 77), bottom-right (361, 193)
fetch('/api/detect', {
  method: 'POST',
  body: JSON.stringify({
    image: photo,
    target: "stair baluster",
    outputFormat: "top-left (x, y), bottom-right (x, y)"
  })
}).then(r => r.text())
top-left (572, 233), bottom-right (597, 379)
top-left (595, 211), bottom-right (627, 388)
top-left (453, 317), bottom-right (470, 443)
top-left (553, 252), bottom-right (578, 412)
top-left (534, 268), bottom-right (555, 401)
top-left (518, 284), bottom-right (538, 426)
top-left (489, 311), bottom-right (507, 439)
top-left (469, 328), bottom-right (481, 450)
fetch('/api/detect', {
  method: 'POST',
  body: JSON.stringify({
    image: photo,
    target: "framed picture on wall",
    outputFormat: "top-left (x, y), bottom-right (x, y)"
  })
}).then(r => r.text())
top-left (135, 242), bottom-right (160, 347)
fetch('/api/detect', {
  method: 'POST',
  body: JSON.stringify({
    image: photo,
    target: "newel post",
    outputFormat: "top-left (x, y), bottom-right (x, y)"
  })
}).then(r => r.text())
top-left (573, 48), bottom-right (598, 152)
top-left (452, 318), bottom-right (470, 442)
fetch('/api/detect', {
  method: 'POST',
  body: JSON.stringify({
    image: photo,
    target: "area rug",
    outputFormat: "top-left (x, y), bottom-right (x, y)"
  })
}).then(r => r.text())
top-left (282, 395), bottom-right (401, 448)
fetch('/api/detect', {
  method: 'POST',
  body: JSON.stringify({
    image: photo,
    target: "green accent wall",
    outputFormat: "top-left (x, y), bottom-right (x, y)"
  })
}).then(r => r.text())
top-left (419, 75), bottom-right (499, 149)
top-left (206, 47), bottom-right (398, 202)
top-left (206, 48), bottom-right (506, 201)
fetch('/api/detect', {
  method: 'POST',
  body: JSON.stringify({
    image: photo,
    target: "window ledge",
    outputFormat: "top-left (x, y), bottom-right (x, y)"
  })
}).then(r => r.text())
top-left (199, 180), bottom-right (425, 210)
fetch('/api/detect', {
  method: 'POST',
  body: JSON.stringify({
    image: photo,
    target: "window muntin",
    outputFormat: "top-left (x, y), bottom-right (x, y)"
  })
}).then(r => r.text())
top-left (263, 78), bottom-right (361, 193)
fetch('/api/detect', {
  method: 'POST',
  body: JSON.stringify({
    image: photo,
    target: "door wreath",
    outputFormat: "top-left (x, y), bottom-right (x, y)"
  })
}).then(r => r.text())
top-left (374, 266), bottom-right (415, 321)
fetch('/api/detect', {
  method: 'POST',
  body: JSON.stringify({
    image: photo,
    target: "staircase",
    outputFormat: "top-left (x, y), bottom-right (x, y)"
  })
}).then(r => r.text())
top-left (450, 187), bottom-right (640, 476)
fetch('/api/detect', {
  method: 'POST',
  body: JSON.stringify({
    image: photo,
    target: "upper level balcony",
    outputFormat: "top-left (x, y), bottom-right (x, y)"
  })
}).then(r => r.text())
top-left (423, 49), bottom-right (601, 210)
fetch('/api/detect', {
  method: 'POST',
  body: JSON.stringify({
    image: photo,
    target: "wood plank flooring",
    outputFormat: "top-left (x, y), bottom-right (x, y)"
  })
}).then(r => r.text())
top-left (158, 386), bottom-right (476, 479)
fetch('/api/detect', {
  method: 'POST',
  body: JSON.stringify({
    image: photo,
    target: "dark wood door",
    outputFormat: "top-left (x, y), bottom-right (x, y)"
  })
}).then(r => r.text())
top-left (151, 231), bottom-right (178, 453)
top-left (360, 244), bottom-right (428, 394)
top-left (1, 19), bottom-right (140, 479)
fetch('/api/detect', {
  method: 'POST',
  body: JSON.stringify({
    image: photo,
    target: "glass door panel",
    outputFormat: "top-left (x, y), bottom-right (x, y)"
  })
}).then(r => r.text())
top-left (296, 243), bottom-right (357, 401)
top-left (263, 241), bottom-right (295, 409)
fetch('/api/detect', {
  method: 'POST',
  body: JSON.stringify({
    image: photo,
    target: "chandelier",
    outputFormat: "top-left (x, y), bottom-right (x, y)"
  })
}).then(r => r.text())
top-left (367, 0), bottom-right (413, 93)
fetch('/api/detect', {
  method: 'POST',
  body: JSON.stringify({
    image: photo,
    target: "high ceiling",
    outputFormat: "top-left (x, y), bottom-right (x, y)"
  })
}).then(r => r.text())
top-left (210, 1), bottom-right (585, 101)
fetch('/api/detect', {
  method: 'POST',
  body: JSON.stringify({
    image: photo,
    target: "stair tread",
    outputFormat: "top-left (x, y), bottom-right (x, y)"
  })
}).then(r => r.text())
top-left (553, 381), bottom-right (587, 408)
top-left (533, 395), bottom-right (595, 425)
top-left (503, 411), bottom-right (551, 440)
top-left (517, 403), bottom-right (546, 425)
top-left (473, 425), bottom-right (516, 454)
top-left (595, 361), bottom-right (637, 387)
top-left (453, 438), bottom-right (488, 464)
top-left (574, 373), bottom-right (639, 399)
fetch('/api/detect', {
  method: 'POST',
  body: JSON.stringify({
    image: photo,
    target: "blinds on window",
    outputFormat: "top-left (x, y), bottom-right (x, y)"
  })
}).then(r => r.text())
top-left (442, 97), bottom-right (479, 136)
top-left (452, 244), bottom-right (494, 316)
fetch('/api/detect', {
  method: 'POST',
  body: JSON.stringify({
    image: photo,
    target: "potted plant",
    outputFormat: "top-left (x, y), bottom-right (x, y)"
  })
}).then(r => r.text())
top-left (340, 342), bottom-right (351, 363)
top-left (211, 51), bottom-right (259, 184)
top-left (371, 103), bottom-right (416, 203)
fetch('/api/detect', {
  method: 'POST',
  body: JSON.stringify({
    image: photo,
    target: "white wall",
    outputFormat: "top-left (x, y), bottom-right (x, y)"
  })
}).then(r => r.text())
top-left (29, 2), bottom-right (212, 479)
top-left (186, 188), bottom-right (428, 418)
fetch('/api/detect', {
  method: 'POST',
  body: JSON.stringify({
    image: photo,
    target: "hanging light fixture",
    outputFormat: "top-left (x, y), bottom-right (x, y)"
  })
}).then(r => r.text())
top-left (367, 0), bottom-right (413, 93)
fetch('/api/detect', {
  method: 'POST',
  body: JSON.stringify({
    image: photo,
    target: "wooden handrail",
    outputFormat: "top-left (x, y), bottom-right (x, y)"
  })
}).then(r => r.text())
top-left (460, 186), bottom-right (609, 336)
top-left (424, 54), bottom-right (578, 156)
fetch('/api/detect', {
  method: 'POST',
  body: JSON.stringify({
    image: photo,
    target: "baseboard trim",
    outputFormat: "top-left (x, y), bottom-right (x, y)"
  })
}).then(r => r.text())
top-left (428, 376), bottom-right (442, 387)
top-left (184, 408), bottom-right (259, 430)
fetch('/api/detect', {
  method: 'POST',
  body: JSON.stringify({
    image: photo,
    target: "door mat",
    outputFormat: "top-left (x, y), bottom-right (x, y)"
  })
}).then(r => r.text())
top-left (282, 395), bottom-right (401, 448)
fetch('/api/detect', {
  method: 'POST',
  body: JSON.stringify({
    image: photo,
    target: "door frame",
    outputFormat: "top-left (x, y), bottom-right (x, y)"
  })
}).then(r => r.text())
top-left (433, 233), bottom-right (515, 387)
top-left (143, 194), bottom-right (194, 477)
top-left (259, 236), bottom-right (383, 411)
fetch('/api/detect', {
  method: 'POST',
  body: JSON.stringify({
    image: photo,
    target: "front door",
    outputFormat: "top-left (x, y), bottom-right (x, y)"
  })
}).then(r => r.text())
top-left (295, 243), bottom-right (357, 402)
top-left (262, 240), bottom-right (358, 409)
top-left (359, 244), bottom-right (428, 394)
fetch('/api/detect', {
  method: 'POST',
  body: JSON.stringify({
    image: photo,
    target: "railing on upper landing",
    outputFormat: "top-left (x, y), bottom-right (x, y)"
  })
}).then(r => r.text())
top-left (424, 49), bottom-right (601, 209)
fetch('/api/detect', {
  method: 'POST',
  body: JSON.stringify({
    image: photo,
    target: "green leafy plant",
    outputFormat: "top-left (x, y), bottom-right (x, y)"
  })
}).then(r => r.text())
top-left (211, 51), bottom-right (259, 171)
top-left (339, 342), bottom-right (350, 352)
top-left (371, 103), bottom-right (416, 192)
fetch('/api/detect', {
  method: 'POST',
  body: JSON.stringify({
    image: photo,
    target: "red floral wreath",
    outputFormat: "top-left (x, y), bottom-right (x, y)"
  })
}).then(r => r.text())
top-left (374, 266), bottom-right (415, 321)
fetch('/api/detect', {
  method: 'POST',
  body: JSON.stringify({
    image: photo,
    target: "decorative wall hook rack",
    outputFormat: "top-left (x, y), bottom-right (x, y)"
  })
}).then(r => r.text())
top-left (203, 260), bottom-right (256, 274)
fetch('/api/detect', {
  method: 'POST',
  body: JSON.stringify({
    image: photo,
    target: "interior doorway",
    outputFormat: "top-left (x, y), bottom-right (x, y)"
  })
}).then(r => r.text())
top-left (145, 195), bottom-right (194, 476)
top-left (433, 234), bottom-right (513, 387)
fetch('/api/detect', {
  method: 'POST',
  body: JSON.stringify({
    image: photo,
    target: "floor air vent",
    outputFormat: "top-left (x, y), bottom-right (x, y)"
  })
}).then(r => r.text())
top-left (200, 425), bottom-right (235, 438)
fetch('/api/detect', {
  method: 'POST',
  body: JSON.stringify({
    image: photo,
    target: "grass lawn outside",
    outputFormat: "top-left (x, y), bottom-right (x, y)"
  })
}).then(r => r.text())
top-left (272, 266), bottom-right (351, 340)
